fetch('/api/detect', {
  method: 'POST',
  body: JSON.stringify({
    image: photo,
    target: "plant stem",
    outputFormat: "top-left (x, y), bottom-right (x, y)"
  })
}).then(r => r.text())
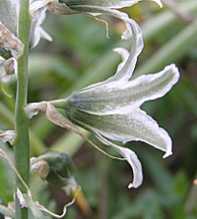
top-left (15, 0), bottom-right (31, 219)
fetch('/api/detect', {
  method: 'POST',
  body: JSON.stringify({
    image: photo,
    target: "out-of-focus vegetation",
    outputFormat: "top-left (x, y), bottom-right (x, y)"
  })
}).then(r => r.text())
top-left (0, 0), bottom-right (197, 218)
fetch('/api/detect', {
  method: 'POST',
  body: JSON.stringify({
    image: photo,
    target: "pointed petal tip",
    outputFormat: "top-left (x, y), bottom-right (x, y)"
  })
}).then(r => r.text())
top-left (165, 64), bottom-right (180, 84)
top-left (160, 127), bottom-right (173, 159)
top-left (95, 133), bottom-right (143, 190)
top-left (128, 182), bottom-right (141, 189)
top-left (163, 150), bottom-right (173, 159)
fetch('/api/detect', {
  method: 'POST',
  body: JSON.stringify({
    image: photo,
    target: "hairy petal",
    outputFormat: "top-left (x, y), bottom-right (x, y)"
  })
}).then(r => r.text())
top-left (66, 107), bottom-right (172, 158)
top-left (113, 47), bottom-right (129, 72)
top-left (107, 16), bottom-right (144, 82)
top-left (68, 64), bottom-right (179, 114)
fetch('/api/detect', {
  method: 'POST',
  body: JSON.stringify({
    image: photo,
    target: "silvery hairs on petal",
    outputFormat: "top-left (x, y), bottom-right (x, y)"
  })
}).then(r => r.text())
top-left (65, 66), bottom-right (179, 189)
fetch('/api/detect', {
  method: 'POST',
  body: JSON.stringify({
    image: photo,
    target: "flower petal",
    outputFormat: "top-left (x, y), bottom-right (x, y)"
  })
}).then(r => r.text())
top-left (95, 133), bottom-right (143, 188)
top-left (113, 47), bottom-right (129, 72)
top-left (66, 107), bottom-right (172, 158)
top-left (107, 17), bottom-right (144, 82)
top-left (68, 64), bottom-right (179, 114)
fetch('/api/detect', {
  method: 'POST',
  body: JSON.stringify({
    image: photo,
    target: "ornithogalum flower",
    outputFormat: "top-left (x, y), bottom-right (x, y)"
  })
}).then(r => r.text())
top-left (26, 16), bottom-right (180, 189)
top-left (63, 18), bottom-right (180, 189)
top-left (25, 1), bottom-right (180, 190)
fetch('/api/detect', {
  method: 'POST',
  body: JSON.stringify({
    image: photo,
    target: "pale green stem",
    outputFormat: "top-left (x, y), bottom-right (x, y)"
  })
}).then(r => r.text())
top-left (15, 0), bottom-right (31, 218)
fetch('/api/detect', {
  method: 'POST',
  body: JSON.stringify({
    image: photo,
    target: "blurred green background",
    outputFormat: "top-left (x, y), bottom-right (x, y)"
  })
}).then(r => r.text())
top-left (0, 0), bottom-right (197, 218)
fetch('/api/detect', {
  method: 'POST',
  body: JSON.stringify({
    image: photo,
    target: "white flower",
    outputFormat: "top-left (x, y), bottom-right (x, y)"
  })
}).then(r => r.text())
top-left (25, 0), bottom-right (179, 190)
top-left (64, 18), bottom-right (180, 189)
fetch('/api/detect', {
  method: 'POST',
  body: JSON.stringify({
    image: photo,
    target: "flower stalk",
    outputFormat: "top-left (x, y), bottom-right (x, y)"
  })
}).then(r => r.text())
top-left (15, 0), bottom-right (31, 219)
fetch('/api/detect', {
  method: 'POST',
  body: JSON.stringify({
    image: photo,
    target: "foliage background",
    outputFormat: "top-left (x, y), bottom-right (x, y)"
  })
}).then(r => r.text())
top-left (0, 0), bottom-right (197, 218)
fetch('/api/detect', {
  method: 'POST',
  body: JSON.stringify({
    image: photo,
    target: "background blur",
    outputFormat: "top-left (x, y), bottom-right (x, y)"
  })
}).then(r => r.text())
top-left (0, 0), bottom-right (197, 218)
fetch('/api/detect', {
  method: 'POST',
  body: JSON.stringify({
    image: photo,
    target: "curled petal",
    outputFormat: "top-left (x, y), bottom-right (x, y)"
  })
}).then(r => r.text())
top-left (96, 133), bottom-right (143, 188)
top-left (119, 146), bottom-right (143, 188)
top-left (55, 1), bottom-right (144, 81)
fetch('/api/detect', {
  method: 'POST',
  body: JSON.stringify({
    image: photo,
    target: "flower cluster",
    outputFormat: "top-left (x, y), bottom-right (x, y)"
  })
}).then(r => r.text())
top-left (0, 0), bottom-right (181, 218)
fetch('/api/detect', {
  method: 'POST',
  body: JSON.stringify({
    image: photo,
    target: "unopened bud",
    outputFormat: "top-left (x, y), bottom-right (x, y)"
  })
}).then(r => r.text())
top-left (31, 159), bottom-right (50, 180)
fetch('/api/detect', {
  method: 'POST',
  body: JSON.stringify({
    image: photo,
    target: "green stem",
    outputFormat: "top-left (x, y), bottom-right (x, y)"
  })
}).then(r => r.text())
top-left (15, 1), bottom-right (31, 219)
